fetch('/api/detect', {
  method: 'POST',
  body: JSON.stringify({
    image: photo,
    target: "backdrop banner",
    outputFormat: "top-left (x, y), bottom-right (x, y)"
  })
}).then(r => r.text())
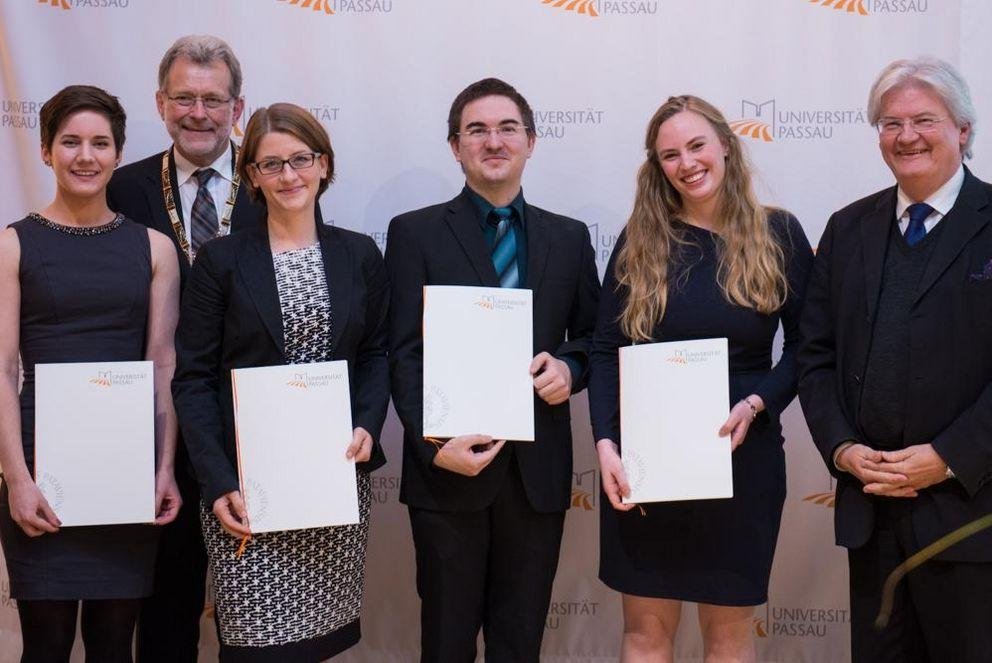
top-left (1, 1), bottom-right (989, 660)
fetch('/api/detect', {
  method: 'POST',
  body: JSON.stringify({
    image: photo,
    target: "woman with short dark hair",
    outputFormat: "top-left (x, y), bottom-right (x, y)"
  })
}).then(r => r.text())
top-left (0, 84), bottom-right (181, 662)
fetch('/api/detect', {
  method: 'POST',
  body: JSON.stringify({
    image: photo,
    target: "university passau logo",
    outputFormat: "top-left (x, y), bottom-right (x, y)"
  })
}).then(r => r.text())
top-left (807, 0), bottom-right (929, 14)
top-left (731, 98), bottom-right (868, 142)
top-left (540, 0), bottom-right (659, 17)
top-left (278, 0), bottom-right (393, 13)
top-left (38, 0), bottom-right (130, 8)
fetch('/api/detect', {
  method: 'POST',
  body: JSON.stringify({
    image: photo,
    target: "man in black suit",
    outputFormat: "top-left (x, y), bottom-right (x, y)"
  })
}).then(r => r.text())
top-left (385, 78), bottom-right (600, 662)
top-left (107, 35), bottom-right (261, 662)
top-left (799, 57), bottom-right (992, 662)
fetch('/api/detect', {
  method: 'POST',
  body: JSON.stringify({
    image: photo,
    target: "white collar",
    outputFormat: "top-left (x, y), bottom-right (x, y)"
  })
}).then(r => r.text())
top-left (173, 143), bottom-right (234, 186)
top-left (896, 164), bottom-right (965, 219)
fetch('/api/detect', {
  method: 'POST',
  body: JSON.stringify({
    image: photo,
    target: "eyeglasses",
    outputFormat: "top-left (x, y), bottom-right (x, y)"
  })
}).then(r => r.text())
top-left (251, 152), bottom-right (321, 176)
top-left (457, 125), bottom-right (530, 143)
top-left (166, 94), bottom-right (234, 110)
top-left (876, 116), bottom-right (947, 135)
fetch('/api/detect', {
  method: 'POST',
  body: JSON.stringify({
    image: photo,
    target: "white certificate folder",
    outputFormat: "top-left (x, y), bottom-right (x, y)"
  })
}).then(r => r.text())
top-left (34, 361), bottom-right (155, 526)
top-left (620, 338), bottom-right (732, 503)
top-left (232, 362), bottom-right (359, 534)
top-left (422, 286), bottom-right (534, 441)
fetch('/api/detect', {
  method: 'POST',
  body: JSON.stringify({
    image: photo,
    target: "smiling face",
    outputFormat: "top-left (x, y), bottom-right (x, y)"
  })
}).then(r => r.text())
top-left (41, 110), bottom-right (119, 203)
top-left (156, 57), bottom-right (244, 167)
top-left (878, 83), bottom-right (968, 200)
top-left (247, 131), bottom-right (328, 217)
top-left (449, 94), bottom-right (534, 200)
top-left (655, 110), bottom-right (728, 220)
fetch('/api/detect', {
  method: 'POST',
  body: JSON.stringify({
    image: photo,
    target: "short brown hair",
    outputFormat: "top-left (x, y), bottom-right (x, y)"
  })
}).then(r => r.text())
top-left (447, 78), bottom-right (535, 142)
top-left (238, 103), bottom-right (335, 205)
top-left (40, 85), bottom-right (126, 156)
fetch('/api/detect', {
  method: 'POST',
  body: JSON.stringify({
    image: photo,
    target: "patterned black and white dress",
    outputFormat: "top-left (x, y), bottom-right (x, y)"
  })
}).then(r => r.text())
top-left (201, 244), bottom-right (372, 661)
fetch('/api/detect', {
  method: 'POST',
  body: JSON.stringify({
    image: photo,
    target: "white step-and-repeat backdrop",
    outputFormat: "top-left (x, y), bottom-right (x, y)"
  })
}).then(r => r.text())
top-left (2, 1), bottom-right (990, 660)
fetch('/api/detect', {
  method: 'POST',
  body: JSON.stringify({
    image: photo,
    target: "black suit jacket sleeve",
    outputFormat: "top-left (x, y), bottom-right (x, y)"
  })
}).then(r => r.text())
top-left (554, 222), bottom-right (599, 393)
top-left (351, 236), bottom-right (391, 471)
top-left (588, 231), bottom-right (628, 446)
top-left (797, 212), bottom-right (865, 476)
top-left (384, 215), bottom-right (436, 470)
top-left (171, 242), bottom-right (238, 505)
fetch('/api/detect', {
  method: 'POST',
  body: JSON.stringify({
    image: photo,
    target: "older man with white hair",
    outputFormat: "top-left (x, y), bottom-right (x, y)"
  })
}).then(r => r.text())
top-left (799, 56), bottom-right (992, 662)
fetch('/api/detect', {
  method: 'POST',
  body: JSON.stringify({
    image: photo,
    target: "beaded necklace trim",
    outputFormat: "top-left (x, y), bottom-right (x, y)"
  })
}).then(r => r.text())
top-left (28, 212), bottom-right (125, 236)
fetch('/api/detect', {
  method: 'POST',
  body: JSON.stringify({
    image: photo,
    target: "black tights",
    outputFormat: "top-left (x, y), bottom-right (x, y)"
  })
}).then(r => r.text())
top-left (17, 598), bottom-right (140, 663)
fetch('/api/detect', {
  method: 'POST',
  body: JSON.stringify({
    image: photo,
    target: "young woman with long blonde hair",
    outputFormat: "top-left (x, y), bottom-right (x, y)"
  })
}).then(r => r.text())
top-left (588, 95), bottom-right (813, 662)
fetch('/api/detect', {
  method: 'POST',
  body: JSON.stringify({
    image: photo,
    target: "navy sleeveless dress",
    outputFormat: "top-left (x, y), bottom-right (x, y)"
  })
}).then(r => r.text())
top-left (0, 213), bottom-right (160, 600)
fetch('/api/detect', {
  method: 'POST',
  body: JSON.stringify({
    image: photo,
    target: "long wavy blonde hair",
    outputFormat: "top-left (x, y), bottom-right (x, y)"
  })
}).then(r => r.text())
top-left (616, 95), bottom-right (787, 342)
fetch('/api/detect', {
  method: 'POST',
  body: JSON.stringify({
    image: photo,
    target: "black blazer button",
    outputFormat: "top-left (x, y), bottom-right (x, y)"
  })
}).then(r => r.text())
top-left (853, 374), bottom-right (861, 384)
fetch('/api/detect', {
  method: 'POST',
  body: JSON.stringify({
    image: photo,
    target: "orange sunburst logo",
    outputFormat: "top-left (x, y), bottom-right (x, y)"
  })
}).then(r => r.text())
top-left (39, 0), bottom-right (71, 9)
top-left (541, 0), bottom-right (599, 17)
top-left (666, 356), bottom-right (688, 365)
top-left (803, 491), bottom-right (836, 508)
top-left (570, 488), bottom-right (595, 510)
top-left (732, 100), bottom-right (775, 142)
top-left (286, 374), bottom-right (309, 389)
top-left (730, 119), bottom-right (773, 142)
top-left (808, 0), bottom-right (868, 16)
top-left (88, 376), bottom-right (111, 387)
top-left (278, 0), bottom-right (335, 15)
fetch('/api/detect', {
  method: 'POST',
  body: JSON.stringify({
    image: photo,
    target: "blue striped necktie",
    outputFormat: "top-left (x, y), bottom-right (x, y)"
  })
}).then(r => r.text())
top-left (190, 168), bottom-right (218, 254)
top-left (904, 202), bottom-right (934, 247)
top-left (490, 207), bottom-right (520, 288)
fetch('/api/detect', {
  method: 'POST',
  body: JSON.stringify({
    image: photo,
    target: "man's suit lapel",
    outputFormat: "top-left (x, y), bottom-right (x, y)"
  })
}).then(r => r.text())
top-left (317, 224), bottom-right (351, 357)
top-left (445, 193), bottom-right (499, 286)
top-left (236, 224), bottom-right (285, 357)
top-left (914, 170), bottom-right (991, 304)
top-left (524, 204), bottom-right (550, 292)
top-left (860, 188), bottom-right (896, 323)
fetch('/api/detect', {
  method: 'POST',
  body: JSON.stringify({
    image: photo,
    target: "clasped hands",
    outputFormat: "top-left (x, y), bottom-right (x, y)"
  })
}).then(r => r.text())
top-left (213, 426), bottom-right (373, 538)
top-left (837, 442), bottom-right (950, 498)
top-left (431, 352), bottom-right (571, 477)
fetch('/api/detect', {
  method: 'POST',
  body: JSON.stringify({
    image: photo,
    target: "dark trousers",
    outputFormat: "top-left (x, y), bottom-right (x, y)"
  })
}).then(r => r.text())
top-left (135, 469), bottom-right (208, 663)
top-left (849, 498), bottom-right (992, 663)
top-left (409, 460), bottom-right (565, 663)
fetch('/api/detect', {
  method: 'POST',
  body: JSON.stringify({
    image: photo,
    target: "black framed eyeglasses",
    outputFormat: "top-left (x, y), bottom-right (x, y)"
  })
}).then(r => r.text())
top-left (251, 152), bottom-right (321, 176)
top-left (166, 94), bottom-right (234, 110)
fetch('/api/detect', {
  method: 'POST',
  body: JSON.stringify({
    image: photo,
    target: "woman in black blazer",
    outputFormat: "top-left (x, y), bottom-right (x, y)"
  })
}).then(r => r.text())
top-left (172, 103), bottom-right (388, 661)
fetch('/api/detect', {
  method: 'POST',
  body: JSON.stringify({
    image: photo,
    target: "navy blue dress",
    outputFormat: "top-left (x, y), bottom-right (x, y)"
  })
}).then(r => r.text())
top-left (0, 213), bottom-right (159, 600)
top-left (588, 211), bottom-right (813, 606)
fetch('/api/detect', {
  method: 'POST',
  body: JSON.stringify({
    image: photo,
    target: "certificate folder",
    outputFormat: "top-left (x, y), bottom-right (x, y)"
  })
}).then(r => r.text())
top-left (231, 361), bottom-right (359, 534)
top-left (620, 338), bottom-right (732, 503)
top-left (34, 361), bottom-right (155, 526)
top-left (422, 285), bottom-right (534, 441)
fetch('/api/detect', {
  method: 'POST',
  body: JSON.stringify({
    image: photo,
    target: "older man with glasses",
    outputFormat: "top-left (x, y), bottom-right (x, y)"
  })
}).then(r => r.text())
top-left (107, 34), bottom-right (263, 662)
top-left (799, 56), bottom-right (992, 662)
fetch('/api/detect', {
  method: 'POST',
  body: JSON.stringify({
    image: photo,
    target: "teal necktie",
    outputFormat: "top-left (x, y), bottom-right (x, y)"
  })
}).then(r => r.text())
top-left (490, 207), bottom-right (520, 288)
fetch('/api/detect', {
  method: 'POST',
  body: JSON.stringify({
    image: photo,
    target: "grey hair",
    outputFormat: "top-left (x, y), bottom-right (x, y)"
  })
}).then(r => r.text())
top-left (867, 56), bottom-right (976, 159)
top-left (157, 35), bottom-right (243, 98)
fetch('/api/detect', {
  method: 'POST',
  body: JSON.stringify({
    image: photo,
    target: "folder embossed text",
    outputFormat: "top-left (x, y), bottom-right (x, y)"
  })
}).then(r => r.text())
top-left (422, 286), bottom-right (534, 441)
top-left (232, 361), bottom-right (359, 533)
top-left (620, 338), bottom-right (732, 503)
top-left (35, 361), bottom-right (155, 526)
